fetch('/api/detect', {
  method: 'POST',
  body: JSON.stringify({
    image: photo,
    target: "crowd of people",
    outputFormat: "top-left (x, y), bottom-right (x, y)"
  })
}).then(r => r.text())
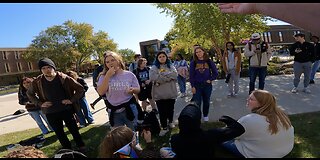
top-left (9, 2), bottom-right (320, 157)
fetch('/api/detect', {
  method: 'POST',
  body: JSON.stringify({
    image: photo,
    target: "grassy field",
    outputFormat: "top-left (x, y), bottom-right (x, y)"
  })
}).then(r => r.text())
top-left (1, 111), bottom-right (320, 158)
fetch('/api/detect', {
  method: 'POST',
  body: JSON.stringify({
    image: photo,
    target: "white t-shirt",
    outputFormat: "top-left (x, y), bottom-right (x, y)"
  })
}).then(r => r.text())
top-left (235, 113), bottom-right (294, 158)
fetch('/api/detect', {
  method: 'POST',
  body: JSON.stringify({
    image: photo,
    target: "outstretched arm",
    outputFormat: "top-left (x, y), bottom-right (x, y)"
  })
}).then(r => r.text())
top-left (218, 3), bottom-right (320, 35)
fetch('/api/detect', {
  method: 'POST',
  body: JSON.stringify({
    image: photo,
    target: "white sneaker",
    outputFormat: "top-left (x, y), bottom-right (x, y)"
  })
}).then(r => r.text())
top-left (234, 92), bottom-right (238, 96)
top-left (227, 93), bottom-right (232, 97)
top-left (159, 129), bottom-right (169, 137)
top-left (291, 87), bottom-right (298, 93)
top-left (169, 123), bottom-right (175, 129)
top-left (160, 147), bottom-right (176, 158)
top-left (203, 116), bottom-right (209, 122)
top-left (303, 87), bottom-right (311, 93)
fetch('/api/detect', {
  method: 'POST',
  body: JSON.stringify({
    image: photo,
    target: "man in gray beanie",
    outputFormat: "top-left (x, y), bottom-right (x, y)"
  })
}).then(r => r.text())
top-left (27, 57), bottom-right (87, 153)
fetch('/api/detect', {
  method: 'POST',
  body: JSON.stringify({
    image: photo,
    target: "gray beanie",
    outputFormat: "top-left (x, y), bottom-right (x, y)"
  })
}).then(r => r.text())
top-left (38, 58), bottom-right (56, 70)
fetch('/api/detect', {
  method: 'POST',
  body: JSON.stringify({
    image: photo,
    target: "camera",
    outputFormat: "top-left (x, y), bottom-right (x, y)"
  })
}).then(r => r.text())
top-left (225, 73), bottom-right (231, 83)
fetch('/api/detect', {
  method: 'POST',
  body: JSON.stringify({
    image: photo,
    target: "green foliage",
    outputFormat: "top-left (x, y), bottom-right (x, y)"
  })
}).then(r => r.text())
top-left (155, 3), bottom-right (270, 59)
top-left (23, 20), bottom-right (118, 72)
top-left (118, 48), bottom-right (136, 64)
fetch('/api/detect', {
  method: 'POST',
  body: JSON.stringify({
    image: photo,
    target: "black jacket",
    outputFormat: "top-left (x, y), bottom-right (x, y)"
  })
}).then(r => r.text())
top-left (170, 116), bottom-right (245, 158)
top-left (289, 41), bottom-right (315, 63)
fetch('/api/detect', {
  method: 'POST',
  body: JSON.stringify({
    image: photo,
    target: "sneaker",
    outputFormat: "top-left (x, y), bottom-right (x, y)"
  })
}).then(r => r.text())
top-left (303, 87), bottom-right (311, 93)
top-left (291, 87), bottom-right (298, 93)
top-left (159, 129), bottom-right (169, 137)
top-left (169, 123), bottom-right (175, 129)
top-left (227, 93), bottom-right (232, 97)
top-left (203, 116), bottom-right (209, 122)
top-left (234, 92), bottom-right (238, 96)
top-left (180, 93), bottom-right (186, 98)
top-left (309, 80), bottom-right (315, 84)
top-left (160, 147), bottom-right (176, 158)
top-left (79, 124), bottom-right (85, 128)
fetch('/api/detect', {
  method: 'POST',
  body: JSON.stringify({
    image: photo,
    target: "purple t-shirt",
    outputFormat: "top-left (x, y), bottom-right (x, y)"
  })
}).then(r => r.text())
top-left (97, 70), bottom-right (139, 106)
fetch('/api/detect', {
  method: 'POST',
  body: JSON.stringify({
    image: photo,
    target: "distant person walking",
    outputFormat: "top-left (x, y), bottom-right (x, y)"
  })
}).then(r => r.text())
top-left (309, 35), bottom-right (320, 84)
top-left (18, 76), bottom-right (53, 135)
top-left (221, 41), bottom-right (242, 97)
top-left (189, 46), bottom-right (218, 122)
top-left (244, 33), bottom-right (272, 94)
top-left (173, 53), bottom-right (189, 98)
top-left (27, 58), bottom-right (86, 151)
top-left (129, 54), bottom-right (142, 73)
top-left (289, 33), bottom-right (315, 93)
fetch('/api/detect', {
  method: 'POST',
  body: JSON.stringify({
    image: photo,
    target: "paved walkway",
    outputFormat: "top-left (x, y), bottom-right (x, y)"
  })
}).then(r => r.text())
top-left (1, 73), bottom-right (319, 135)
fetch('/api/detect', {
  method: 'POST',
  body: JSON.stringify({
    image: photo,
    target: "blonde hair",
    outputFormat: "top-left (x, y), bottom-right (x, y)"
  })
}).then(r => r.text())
top-left (98, 51), bottom-right (126, 79)
top-left (4, 146), bottom-right (47, 158)
top-left (99, 126), bottom-right (135, 158)
top-left (252, 90), bottom-right (292, 134)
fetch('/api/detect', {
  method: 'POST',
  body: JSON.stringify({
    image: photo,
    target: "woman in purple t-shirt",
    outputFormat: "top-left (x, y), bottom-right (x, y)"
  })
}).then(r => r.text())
top-left (97, 51), bottom-right (141, 130)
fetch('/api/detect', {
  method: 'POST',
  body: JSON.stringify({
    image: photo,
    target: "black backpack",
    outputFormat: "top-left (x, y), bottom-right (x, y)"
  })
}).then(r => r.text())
top-left (139, 111), bottom-right (161, 136)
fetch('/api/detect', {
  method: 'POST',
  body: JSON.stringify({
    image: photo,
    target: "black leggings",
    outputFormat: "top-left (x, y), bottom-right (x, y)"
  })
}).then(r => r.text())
top-left (156, 99), bottom-right (175, 129)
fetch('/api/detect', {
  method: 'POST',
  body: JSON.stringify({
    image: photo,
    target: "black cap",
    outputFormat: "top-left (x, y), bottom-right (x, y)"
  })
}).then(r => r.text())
top-left (38, 58), bottom-right (56, 70)
top-left (294, 33), bottom-right (305, 38)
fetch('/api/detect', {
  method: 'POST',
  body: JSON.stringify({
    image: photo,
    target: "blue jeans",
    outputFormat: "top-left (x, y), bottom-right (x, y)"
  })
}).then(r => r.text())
top-left (76, 97), bottom-right (94, 126)
top-left (310, 60), bottom-right (320, 80)
top-left (130, 103), bottom-right (139, 127)
top-left (221, 140), bottom-right (244, 158)
top-left (249, 66), bottom-right (267, 94)
top-left (177, 75), bottom-right (186, 94)
top-left (193, 82), bottom-right (212, 117)
top-left (113, 110), bottom-right (134, 130)
top-left (28, 110), bottom-right (53, 134)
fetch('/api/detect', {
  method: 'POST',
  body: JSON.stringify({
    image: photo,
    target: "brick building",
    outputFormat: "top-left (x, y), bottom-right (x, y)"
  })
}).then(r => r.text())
top-left (0, 48), bottom-right (39, 86)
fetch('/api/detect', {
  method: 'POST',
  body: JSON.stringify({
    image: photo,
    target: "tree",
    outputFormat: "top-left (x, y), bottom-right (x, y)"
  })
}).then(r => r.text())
top-left (23, 20), bottom-right (118, 72)
top-left (118, 48), bottom-right (136, 64)
top-left (155, 3), bottom-right (271, 61)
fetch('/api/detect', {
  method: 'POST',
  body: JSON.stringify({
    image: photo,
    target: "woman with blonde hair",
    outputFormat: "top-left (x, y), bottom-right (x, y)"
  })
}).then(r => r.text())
top-left (221, 90), bottom-right (294, 158)
top-left (97, 51), bottom-right (141, 130)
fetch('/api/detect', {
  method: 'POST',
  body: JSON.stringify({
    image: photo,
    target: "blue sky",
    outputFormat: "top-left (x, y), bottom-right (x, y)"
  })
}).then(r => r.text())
top-left (0, 3), bottom-right (289, 54)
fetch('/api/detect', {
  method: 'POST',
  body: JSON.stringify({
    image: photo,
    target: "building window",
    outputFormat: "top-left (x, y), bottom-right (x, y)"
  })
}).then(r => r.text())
top-left (4, 63), bottom-right (10, 72)
top-left (264, 32), bottom-right (268, 42)
top-left (28, 62), bottom-right (33, 70)
top-left (15, 51), bottom-right (20, 59)
top-left (279, 32), bottom-right (283, 42)
top-left (2, 51), bottom-right (7, 60)
top-left (268, 32), bottom-right (272, 42)
top-left (17, 62), bottom-right (22, 72)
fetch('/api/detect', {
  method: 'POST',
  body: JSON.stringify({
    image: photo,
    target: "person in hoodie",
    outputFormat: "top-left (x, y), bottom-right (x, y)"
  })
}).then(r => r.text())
top-left (168, 103), bottom-right (245, 158)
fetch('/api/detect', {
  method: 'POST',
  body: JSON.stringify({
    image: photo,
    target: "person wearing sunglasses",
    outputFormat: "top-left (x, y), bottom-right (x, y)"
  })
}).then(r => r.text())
top-left (98, 126), bottom-right (160, 158)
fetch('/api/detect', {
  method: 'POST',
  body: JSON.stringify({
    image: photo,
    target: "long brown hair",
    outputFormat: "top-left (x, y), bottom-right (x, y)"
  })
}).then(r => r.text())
top-left (98, 51), bottom-right (126, 80)
top-left (99, 126), bottom-right (135, 158)
top-left (193, 46), bottom-right (209, 63)
top-left (251, 90), bottom-right (292, 134)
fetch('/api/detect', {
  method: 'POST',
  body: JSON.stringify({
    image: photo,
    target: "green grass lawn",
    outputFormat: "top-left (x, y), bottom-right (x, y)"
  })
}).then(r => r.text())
top-left (1, 111), bottom-right (320, 158)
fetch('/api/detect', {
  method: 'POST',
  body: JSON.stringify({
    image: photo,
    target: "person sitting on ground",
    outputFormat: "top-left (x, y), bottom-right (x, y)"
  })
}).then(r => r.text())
top-left (98, 126), bottom-right (160, 158)
top-left (167, 103), bottom-right (245, 158)
top-left (221, 89), bottom-right (294, 158)
top-left (4, 146), bottom-right (47, 158)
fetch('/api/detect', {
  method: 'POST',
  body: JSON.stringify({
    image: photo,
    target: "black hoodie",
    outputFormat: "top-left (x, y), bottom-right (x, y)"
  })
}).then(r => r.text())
top-left (170, 104), bottom-right (245, 158)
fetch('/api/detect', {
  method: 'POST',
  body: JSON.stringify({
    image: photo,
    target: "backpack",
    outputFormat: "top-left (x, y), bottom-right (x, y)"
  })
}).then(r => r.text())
top-left (139, 111), bottom-right (161, 136)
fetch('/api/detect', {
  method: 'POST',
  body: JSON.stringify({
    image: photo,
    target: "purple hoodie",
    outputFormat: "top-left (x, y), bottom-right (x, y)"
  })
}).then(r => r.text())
top-left (189, 59), bottom-right (218, 87)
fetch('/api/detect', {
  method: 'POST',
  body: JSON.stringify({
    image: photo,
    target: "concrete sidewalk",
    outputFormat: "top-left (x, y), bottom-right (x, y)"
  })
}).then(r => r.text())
top-left (1, 73), bottom-right (319, 135)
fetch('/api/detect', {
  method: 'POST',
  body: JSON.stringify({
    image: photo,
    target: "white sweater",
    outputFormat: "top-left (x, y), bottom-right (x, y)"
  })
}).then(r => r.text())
top-left (235, 113), bottom-right (294, 158)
